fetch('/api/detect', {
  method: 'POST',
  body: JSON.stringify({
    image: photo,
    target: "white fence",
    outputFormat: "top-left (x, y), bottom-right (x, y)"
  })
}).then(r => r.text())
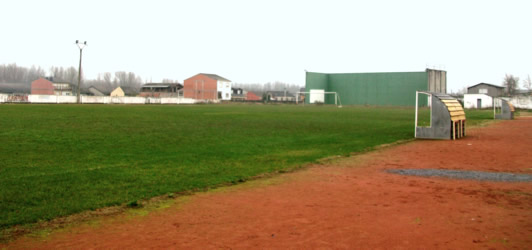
top-left (508, 96), bottom-right (532, 109)
top-left (463, 94), bottom-right (532, 110)
top-left (0, 94), bottom-right (199, 105)
top-left (29, 95), bottom-right (77, 103)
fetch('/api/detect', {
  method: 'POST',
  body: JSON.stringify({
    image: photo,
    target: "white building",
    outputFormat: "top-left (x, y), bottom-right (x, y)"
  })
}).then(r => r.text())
top-left (464, 94), bottom-right (493, 109)
top-left (216, 77), bottom-right (232, 101)
top-left (52, 82), bottom-right (73, 96)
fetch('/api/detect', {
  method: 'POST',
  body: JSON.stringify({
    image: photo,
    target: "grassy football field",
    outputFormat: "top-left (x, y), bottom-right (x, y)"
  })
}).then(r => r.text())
top-left (0, 104), bottom-right (493, 228)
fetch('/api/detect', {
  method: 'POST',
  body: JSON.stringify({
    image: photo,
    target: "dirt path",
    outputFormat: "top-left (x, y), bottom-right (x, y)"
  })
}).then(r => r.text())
top-left (4, 118), bottom-right (532, 249)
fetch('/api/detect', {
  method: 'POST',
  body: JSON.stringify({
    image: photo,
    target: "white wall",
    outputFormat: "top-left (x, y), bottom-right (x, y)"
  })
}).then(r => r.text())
top-left (110, 96), bottom-right (145, 104)
top-left (82, 96), bottom-right (109, 104)
top-left (160, 97), bottom-right (196, 104)
top-left (217, 81), bottom-right (232, 100)
top-left (28, 95), bottom-right (77, 103)
top-left (508, 96), bottom-right (532, 109)
top-left (0, 95), bottom-right (198, 105)
top-left (309, 89), bottom-right (324, 103)
top-left (464, 94), bottom-right (493, 109)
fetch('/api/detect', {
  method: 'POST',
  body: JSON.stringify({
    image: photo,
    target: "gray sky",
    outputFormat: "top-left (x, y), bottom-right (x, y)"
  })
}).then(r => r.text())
top-left (1, 0), bottom-right (530, 91)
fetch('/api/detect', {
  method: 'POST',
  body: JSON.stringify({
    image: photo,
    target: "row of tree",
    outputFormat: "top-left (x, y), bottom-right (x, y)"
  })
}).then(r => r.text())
top-left (232, 81), bottom-right (302, 94)
top-left (503, 74), bottom-right (531, 96)
top-left (0, 64), bottom-right (46, 84)
top-left (0, 63), bottom-right (145, 93)
top-left (86, 71), bottom-right (143, 93)
top-left (0, 63), bottom-right (302, 94)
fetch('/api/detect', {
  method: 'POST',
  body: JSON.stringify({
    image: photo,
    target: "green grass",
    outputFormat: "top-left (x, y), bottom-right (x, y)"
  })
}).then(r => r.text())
top-left (0, 104), bottom-right (493, 228)
top-left (416, 107), bottom-right (431, 126)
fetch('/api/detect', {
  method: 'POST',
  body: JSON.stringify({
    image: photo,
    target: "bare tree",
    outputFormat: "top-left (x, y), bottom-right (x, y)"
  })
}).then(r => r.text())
top-left (50, 66), bottom-right (79, 84)
top-left (503, 74), bottom-right (519, 96)
top-left (27, 65), bottom-right (46, 82)
top-left (162, 78), bottom-right (179, 83)
top-left (449, 86), bottom-right (467, 96)
top-left (233, 81), bottom-right (303, 94)
top-left (103, 72), bottom-right (112, 85)
top-left (523, 75), bottom-right (532, 92)
top-left (0, 63), bottom-right (25, 83)
top-left (0, 63), bottom-right (46, 84)
top-left (108, 71), bottom-right (142, 93)
top-left (1, 64), bottom-right (150, 96)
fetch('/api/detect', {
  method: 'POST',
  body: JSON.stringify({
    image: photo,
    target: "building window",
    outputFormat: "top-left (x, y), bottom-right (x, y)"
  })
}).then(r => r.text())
top-left (226, 93), bottom-right (229, 98)
top-left (479, 88), bottom-right (488, 94)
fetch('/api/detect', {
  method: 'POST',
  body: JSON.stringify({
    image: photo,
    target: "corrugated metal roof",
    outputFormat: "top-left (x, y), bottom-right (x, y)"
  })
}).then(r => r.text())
top-left (467, 82), bottom-right (504, 89)
top-left (87, 86), bottom-right (108, 95)
top-left (142, 85), bottom-right (171, 88)
top-left (142, 83), bottom-right (183, 88)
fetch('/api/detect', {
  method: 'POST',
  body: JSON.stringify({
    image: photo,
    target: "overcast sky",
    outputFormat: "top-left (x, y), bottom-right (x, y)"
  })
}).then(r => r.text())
top-left (1, 0), bottom-right (530, 91)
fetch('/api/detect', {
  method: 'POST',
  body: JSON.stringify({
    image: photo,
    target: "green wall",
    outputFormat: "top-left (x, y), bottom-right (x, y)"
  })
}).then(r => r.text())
top-left (305, 71), bottom-right (428, 106)
top-left (305, 72), bottom-right (328, 90)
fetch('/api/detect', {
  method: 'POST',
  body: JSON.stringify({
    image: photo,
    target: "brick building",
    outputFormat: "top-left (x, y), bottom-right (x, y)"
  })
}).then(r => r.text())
top-left (31, 78), bottom-right (55, 95)
top-left (183, 74), bottom-right (232, 100)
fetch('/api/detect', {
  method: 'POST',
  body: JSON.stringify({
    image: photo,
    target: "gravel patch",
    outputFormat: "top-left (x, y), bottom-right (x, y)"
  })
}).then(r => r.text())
top-left (387, 169), bottom-right (532, 182)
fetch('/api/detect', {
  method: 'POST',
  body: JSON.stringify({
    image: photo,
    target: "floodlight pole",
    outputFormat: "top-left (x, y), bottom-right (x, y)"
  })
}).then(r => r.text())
top-left (75, 40), bottom-right (87, 104)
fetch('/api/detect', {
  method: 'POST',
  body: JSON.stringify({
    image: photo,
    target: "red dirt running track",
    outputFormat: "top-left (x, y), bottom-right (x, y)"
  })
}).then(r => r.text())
top-left (4, 118), bottom-right (532, 249)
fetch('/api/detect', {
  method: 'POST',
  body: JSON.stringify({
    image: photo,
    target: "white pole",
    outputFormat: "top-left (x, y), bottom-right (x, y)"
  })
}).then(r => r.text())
top-left (493, 98), bottom-right (496, 119)
top-left (429, 95), bottom-right (432, 127)
top-left (415, 91), bottom-right (419, 138)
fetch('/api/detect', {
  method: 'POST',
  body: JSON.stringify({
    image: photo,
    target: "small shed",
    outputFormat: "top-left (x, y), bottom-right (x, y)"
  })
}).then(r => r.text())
top-left (140, 83), bottom-right (182, 97)
top-left (87, 86), bottom-right (107, 96)
top-left (110, 87), bottom-right (125, 97)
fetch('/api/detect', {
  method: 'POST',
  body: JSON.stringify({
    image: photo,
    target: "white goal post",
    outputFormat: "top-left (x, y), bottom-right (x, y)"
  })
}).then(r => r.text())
top-left (296, 91), bottom-right (342, 107)
top-left (493, 97), bottom-right (503, 118)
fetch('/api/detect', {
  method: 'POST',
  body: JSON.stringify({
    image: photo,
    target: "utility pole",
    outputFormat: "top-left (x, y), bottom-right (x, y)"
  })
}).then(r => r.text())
top-left (75, 40), bottom-right (87, 104)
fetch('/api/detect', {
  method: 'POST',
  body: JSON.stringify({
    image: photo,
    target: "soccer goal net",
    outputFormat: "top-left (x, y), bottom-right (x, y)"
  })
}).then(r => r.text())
top-left (296, 90), bottom-right (342, 107)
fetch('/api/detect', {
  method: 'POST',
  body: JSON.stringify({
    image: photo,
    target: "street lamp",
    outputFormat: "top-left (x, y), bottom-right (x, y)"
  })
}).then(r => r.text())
top-left (75, 40), bottom-right (87, 104)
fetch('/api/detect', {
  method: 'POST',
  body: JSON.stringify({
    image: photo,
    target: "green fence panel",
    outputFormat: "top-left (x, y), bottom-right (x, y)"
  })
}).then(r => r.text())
top-left (305, 71), bottom-right (430, 106)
